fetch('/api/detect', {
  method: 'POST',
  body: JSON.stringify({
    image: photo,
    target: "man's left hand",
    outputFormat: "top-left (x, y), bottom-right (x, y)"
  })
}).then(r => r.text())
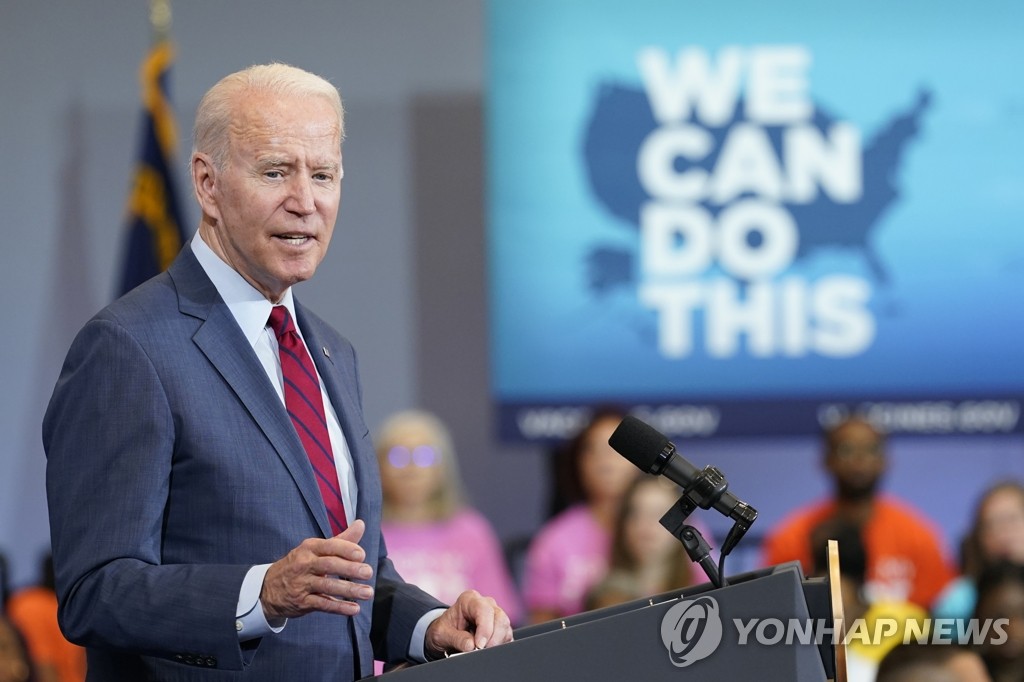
top-left (424, 590), bottom-right (513, 660)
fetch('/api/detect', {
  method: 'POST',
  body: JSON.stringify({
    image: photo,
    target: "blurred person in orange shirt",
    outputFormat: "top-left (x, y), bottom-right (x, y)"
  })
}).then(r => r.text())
top-left (6, 556), bottom-right (84, 682)
top-left (762, 416), bottom-right (954, 609)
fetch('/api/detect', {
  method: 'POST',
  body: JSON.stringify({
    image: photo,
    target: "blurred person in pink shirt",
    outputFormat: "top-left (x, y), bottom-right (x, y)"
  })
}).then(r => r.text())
top-left (376, 411), bottom-right (522, 624)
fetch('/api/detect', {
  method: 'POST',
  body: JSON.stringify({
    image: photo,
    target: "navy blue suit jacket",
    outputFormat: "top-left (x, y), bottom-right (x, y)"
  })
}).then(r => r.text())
top-left (43, 245), bottom-right (443, 680)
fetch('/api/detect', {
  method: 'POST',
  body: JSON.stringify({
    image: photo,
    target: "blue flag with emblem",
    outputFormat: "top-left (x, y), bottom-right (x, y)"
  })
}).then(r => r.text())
top-left (117, 37), bottom-right (187, 297)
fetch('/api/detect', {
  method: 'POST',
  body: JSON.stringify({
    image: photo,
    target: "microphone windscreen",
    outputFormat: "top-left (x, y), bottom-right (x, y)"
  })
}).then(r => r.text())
top-left (608, 415), bottom-right (669, 473)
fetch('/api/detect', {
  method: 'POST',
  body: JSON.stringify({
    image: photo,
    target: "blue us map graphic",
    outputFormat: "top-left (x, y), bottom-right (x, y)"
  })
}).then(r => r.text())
top-left (581, 84), bottom-right (932, 294)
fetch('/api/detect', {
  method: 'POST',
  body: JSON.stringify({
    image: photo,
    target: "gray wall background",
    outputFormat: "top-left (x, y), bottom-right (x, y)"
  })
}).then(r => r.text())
top-left (2, 1), bottom-right (1022, 590)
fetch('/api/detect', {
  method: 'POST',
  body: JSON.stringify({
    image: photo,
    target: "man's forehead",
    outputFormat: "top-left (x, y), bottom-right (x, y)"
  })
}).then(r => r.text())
top-left (229, 116), bottom-right (341, 142)
top-left (227, 120), bottom-right (343, 165)
top-left (230, 91), bottom-right (340, 133)
top-left (833, 420), bottom-right (881, 442)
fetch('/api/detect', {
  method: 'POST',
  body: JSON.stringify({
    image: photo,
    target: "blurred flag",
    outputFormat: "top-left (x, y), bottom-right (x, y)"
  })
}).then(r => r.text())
top-left (117, 32), bottom-right (187, 296)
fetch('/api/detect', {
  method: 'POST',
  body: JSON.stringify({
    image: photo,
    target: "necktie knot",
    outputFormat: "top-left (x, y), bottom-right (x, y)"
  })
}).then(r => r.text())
top-left (268, 305), bottom-right (295, 339)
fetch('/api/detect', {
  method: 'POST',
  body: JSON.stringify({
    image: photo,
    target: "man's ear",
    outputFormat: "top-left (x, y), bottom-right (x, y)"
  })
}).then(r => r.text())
top-left (191, 153), bottom-right (220, 223)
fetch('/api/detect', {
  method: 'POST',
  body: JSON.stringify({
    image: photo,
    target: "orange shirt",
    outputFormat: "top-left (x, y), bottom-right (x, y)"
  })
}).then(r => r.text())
top-left (6, 587), bottom-right (86, 682)
top-left (761, 496), bottom-right (955, 609)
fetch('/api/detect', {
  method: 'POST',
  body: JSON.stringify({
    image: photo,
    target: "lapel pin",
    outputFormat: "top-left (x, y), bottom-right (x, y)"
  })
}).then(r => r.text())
top-left (322, 346), bottom-right (331, 358)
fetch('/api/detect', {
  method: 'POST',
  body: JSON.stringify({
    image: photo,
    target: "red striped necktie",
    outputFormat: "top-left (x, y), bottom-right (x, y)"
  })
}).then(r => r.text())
top-left (268, 305), bottom-right (347, 534)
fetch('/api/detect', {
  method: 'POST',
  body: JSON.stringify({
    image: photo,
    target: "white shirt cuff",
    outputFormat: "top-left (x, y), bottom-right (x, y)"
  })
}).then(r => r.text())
top-left (235, 564), bottom-right (287, 641)
top-left (408, 608), bottom-right (447, 662)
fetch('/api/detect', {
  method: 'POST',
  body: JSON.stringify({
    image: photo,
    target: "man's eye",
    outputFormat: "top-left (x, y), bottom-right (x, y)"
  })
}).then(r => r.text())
top-left (265, 170), bottom-right (283, 179)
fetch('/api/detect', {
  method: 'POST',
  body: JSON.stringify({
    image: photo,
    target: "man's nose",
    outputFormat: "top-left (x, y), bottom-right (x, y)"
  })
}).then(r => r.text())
top-left (285, 175), bottom-right (316, 215)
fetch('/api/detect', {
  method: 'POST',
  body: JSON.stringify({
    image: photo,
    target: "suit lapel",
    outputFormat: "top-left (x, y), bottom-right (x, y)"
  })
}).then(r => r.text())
top-left (169, 247), bottom-right (334, 539)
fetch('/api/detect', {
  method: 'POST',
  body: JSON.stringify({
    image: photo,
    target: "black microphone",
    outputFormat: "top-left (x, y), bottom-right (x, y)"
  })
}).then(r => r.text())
top-left (608, 415), bottom-right (757, 555)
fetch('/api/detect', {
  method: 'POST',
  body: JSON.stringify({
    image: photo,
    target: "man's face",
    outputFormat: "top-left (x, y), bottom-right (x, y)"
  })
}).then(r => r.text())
top-left (196, 92), bottom-right (342, 302)
top-left (825, 420), bottom-right (886, 501)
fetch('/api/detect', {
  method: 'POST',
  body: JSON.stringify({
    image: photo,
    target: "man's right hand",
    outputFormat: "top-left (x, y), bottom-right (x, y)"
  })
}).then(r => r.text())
top-left (260, 519), bottom-right (375, 620)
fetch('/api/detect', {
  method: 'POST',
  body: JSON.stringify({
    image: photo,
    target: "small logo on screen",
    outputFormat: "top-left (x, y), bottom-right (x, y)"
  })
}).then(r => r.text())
top-left (660, 595), bottom-right (723, 667)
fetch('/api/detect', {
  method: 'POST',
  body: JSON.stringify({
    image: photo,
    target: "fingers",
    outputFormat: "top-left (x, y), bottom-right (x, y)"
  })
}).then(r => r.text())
top-left (464, 592), bottom-right (496, 649)
top-left (321, 520), bottom-right (371, 579)
top-left (336, 518), bottom-right (366, 545)
top-left (326, 519), bottom-right (371, 581)
top-left (456, 590), bottom-right (514, 649)
top-left (426, 591), bottom-right (514, 658)
top-left (468, 595), bottom-right (513, 649)
top-left (260, 520), bottom-right (375, 620)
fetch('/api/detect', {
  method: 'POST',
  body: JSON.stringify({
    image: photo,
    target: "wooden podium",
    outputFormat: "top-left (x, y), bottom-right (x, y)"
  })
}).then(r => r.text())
top-left (381, 561), bottom-right (841, 681)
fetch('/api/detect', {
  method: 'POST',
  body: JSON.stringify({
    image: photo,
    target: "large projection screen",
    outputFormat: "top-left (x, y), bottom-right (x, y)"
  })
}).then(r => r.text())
top-left (486, 0), bottom-right (1024, 441)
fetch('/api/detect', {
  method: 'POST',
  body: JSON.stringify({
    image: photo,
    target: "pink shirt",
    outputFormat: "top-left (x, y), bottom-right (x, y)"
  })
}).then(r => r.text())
top-left (381, 508), bottom-right (523, 626)
top-left (523, 505), bottom-right (610, 618)
top-left (523, 505), bottom-right (719, 618)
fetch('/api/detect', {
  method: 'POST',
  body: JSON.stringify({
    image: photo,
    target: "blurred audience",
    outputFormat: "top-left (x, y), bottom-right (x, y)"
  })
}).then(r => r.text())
top-left (523, 408), bottom-right (637, 623)
top-left (933, 481), bottom-right (1024, 625)
top-left (585, 475), bottom-right (700, 610)
top-left (808, 518), bottom-right (926, 682)
top-left (762, 416), bottom-right (954, 608)
top-left (543, 407), bottom-right (626, 520)
top-left (0, 615), bottom-right (37, 682)
top-left (972, 562), bottom-right (1024, 682)
top-left (6, 555), bottom-right (84, 682)
top-left (376, 410), bottom-right (522, 625)
top-left (876, 642), bottom-right (991, 682)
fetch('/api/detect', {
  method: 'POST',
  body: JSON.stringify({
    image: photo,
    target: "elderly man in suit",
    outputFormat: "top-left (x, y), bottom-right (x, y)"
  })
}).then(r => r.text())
top-left (43, 63), bottom-right (511, 681)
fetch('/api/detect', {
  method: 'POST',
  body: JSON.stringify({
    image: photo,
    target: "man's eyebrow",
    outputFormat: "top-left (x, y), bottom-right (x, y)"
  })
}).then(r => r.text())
top-left (253, 155), bottom-right (339, 176)
top-left (312, 161), bottom-right (341, 173)
top-left (256, 155), bottom-right (292, 168)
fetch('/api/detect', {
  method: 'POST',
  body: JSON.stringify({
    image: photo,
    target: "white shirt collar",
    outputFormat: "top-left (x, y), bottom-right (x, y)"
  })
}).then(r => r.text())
top-left (191, 231), bottom-right (297, 349)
